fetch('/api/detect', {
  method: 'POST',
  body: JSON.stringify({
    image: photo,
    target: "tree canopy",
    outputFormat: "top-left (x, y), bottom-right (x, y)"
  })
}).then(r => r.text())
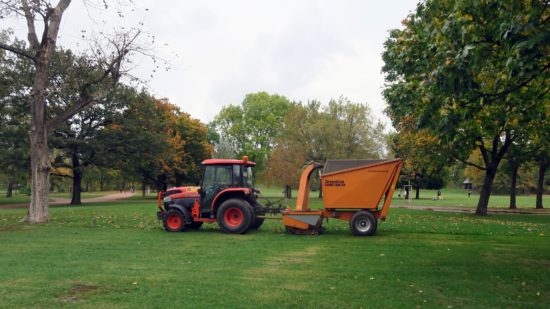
top-left (382, 0), bottom-right (549, 215)
top-left (211, 92), bottom-right (291, 171)
top-left (263, 97), bottom-right (386, 187)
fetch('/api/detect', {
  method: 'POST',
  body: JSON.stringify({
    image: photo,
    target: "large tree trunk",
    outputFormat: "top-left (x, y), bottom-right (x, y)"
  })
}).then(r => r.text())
top-left (415, 187), bottom-right (420, 199)
top-left (6, 178), bottom-right (14, 198)
top-left (475, 134), bottom-right (512, 216)
top-left (28, 127), bottom-right (50, 223)
top-left (70, 150), bottom-right (82, 205)
top-left (27, 53), bottom-right (52, 223)
top-left (536, 161), bottom-right (546, 209)
top-left (509, 163), bottom-right (519, 209)
top-left (142, 181), bottom-right (146, 197)
top-left (476, 166), bottom-right (497, 216)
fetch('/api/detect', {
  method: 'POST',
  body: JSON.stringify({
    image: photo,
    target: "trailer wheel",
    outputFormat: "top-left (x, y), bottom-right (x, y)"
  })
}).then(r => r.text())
top-left (217, 199), bottom-right (253, 234)
top-left (350, 210), bottom-right (377, 236)
top-left (164, 209), bottom-right (188, 232)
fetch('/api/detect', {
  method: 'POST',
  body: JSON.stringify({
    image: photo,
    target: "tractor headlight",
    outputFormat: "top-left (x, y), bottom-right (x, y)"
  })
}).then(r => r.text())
top-left (163, 196), bottom-right (172, 203)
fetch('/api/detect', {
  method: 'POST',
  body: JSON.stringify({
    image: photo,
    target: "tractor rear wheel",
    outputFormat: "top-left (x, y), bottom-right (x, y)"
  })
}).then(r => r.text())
top-left (164, 208), bottom-right (189, 232)
top-left (349, 210), bottom-right (377, 236)
top-left (217, 199), bottom-right (253, 234)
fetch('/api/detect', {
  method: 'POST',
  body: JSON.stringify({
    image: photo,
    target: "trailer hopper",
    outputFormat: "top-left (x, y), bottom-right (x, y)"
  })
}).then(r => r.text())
top-left (282, 159), bottom-right (402, 235)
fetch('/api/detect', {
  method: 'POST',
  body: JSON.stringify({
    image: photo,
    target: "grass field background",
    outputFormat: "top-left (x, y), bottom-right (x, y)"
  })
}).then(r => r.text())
top-left (1, 194), bottom-right (549, 308)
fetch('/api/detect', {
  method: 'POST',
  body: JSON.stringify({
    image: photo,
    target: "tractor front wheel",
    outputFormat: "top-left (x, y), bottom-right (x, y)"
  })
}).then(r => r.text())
top-left (164, 209), bottom-right (188, 232)
top-left (217, 199), bottom-right (253, 234)
top-left (349, 210), bottom-right (377, 236)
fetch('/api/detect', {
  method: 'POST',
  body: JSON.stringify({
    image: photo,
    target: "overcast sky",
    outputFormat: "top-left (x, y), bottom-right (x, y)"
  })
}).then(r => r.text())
top-left (5, 0), bottom-right (419, 127)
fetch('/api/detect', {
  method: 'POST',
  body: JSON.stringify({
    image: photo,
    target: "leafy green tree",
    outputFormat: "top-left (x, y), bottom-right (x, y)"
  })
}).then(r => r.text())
top-left (101, 90), bottom-right (211, 194)
top-left (0, 35), bottom-right (31, 196)
top-left (98, 89), bottom-right (169, 195)
top-left (46, 50), bottom-right (128, 204)
top-left (389, 129), bottom-right (448, 199)
top-left (382, 0), bottom-right (549, 215)
top-left (264, 97), bottom-right (386, 188)
top-left (172, 113), bottom-right (213, 185)
top-left (211, 92), bottom-right (291, 171)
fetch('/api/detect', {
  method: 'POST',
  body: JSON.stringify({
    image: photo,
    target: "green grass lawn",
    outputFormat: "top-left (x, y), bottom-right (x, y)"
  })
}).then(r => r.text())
top-left (1, 197), bottom-right (549, 308)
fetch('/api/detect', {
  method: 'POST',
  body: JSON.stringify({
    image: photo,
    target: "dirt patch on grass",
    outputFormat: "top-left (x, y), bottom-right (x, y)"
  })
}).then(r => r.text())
top-left (243, 245), bottom-right (322, 302)
top-left (247, 245), bottom-right (321, 276)
top-left (57, 284), bottom-right (107, 303)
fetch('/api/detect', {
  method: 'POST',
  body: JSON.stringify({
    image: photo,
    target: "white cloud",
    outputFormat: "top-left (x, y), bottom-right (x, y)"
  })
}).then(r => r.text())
top-left (3, 0), bottom-right (418, 127)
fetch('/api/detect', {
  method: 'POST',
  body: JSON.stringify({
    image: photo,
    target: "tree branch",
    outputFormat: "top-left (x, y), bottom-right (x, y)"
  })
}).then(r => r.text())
top-left (0, 41), bottom-right (36, 62)
top-left (474, 62), bottom-right (550, 101)
top-left (476, 136), bottom-right (490, 167)
top-left (496, 130), bottom-right (513, 162)
top-left (20, 0), bottom-right (40, 50)
top-left (50, 171), bottom-right (73, 179)
top-left (51, 161), bottom-right (72, 169)
top-left (452, 154), bottom-right (487, 171)
top-left (46, 93), bottom-right (98, 131)
top-left (46, 30), bottom-right (140, 131)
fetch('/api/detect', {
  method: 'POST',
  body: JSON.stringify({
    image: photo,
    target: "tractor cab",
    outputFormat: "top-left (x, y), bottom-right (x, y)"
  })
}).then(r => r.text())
top-left (199, 157), bottom-right (256, 213)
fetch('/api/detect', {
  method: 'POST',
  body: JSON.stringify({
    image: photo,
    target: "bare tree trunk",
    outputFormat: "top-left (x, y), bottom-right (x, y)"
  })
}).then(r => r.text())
top-left (27, 53), bottom-right (52, 223)
top-left (284, 185), bottom-right (292, 198)
top-left (99, 170), bottom-right (104, 191)
top-left (142, 181), bottom-right (146, 197)
top-left (474, 133), bottom-right (512, 216)
top-left (70, 150), bottom-right (82, 205)
top-left (6, 178), bottom-right (14, 198)
top-left (536, 161), bottom-right (546, 209)
top-left (28, 126), bottom-right (50, 223)
top-left (415, 187), bottom-right (420, 199)
top-left (509, 163), bottom-right (519, 209)
top-left (476, 166), bottom-right (497, 216)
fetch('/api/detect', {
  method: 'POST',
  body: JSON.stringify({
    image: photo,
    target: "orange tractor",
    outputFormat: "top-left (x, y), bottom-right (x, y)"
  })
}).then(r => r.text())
top-left (157, 157), bottom-right (402, 236)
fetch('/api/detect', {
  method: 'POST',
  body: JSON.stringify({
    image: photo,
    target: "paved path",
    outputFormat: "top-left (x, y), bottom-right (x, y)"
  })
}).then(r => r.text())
top-left (394, 204), bottom-right (550, 215)
top-left (0, 192), bottom-right (135, 209)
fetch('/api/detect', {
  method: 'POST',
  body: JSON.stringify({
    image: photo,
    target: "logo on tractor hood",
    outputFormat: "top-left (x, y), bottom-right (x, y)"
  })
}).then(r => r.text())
top-left (324, 180), bottom-right (346, 187)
